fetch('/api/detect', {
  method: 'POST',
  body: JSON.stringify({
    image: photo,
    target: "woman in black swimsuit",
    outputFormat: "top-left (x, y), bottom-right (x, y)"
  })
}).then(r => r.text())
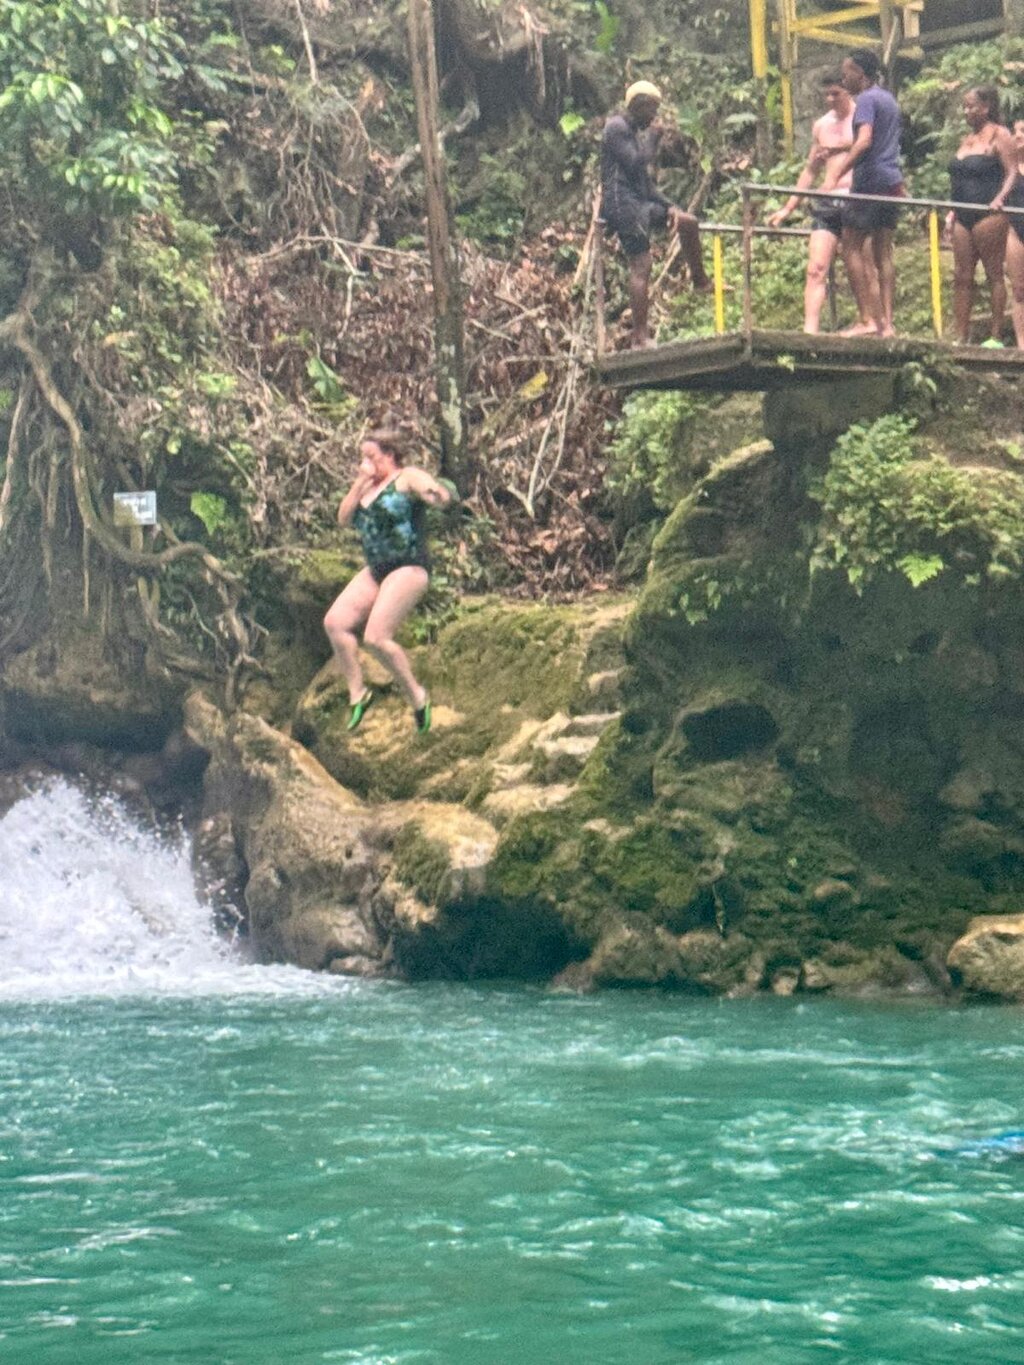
top-left (947, 87), bottom-right (1017, 345)
top-left (1004, 119), bottom-right (1024, 349)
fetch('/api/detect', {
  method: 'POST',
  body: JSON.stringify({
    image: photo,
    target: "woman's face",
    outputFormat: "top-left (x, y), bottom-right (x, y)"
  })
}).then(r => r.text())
top-left (359, 440), bottom-right (397, 481)
top-left (1014, 120), bottom-right (1024, 155)
top-left (963, 91), bottom-right (990, 130)
top-left (357, 439), bottom-right (395, 483)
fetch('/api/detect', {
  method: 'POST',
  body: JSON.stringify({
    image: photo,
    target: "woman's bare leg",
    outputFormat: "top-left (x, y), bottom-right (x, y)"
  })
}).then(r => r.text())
top-left (951, 219), bottom-right (979, 342)
top-left (1007, 231), bottom-right (1024, 347)
top-left (362, 565), bottom-right (430, 707)
top-left (804, 229), bottom-right (839, 333)
top-left (323, 567), bottom-right (378, 701)
top-left (974, 213), bottom-right (1010, 340)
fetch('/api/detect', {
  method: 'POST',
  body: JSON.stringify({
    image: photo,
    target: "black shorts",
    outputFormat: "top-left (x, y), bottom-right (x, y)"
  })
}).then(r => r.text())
top-left (367, 556), bottom-right (430, 585)
top-left (605, 200), bottom-right (669, 258)
top-left (811, 204), bottom-right (843, 237)
top-left (841, 187), bottom-right (905, 233)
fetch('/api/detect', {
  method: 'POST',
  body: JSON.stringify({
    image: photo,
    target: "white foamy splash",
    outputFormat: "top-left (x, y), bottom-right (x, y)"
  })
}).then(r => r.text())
top-left (0, 780), bottom-right (340, 1000)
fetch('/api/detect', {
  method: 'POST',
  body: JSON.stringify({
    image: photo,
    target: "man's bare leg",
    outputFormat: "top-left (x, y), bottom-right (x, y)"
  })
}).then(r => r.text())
top-left (804, 228), bottom-right (840, 333)
top-left (840, 227), bottom-right (882, 334)
top-left (627, 249), bottom-right (654, 347)
top-left (676, 212), bottom-right (711, 290)
top-left (871, 227), bottom-right (897, 337)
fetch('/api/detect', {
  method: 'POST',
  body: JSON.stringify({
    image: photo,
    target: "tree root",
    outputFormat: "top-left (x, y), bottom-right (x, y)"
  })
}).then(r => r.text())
top-left (0, 310), bottom-right (258, 707)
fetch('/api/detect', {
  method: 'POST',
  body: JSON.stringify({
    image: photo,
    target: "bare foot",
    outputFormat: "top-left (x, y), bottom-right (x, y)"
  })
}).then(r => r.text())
top-left (630, 336), bottom-right (657, 350)
top-left (839, 322), bottom-right (879, 338)
top-left (878, 325), bottom-right (896, 339)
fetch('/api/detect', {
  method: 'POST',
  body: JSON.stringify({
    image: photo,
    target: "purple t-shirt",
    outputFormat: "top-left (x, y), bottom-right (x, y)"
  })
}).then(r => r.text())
top-left (852, 84), bottom-right (903, 193)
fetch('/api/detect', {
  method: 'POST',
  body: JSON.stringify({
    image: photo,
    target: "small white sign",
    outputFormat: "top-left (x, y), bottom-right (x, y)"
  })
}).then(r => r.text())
top-left (114, 491), bottom-right (158, 527)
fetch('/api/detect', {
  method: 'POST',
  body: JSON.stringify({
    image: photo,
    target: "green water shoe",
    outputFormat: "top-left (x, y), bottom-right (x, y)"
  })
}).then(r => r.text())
top-left (346, 689), bottom-right (374, 731)
top-left (414, 698), bottom-right (432, 735)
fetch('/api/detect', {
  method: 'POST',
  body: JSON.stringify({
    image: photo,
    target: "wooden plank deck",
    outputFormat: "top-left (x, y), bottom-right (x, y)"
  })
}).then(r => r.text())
top-left (595, 329), bottom-right (1024, 393)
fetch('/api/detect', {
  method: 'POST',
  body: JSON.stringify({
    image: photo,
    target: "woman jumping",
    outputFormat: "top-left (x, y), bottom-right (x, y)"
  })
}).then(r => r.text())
top-left (324, 430), bottom-right (454, 735)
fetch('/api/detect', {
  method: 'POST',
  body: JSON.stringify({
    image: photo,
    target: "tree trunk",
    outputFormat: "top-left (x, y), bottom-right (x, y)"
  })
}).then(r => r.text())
top-left (1007, 0), bottom-right (1024, 38)
top-left (406, 0), bottom-right (469, 489)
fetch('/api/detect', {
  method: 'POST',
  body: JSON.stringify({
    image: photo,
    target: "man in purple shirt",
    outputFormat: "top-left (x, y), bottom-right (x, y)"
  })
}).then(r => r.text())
top-left (601, 80), bottom-right (710, 347)
top-left (832, 48), bottom-right (906, 336)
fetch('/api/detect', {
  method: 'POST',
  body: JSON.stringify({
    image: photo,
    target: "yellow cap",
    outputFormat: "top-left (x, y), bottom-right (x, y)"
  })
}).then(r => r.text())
top-left (625, 80), bottom-right (663, 107)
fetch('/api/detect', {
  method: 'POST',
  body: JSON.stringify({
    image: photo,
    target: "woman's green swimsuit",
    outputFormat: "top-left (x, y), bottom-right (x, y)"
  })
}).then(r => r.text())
top-left (353, 481), bottom-right (429, 583)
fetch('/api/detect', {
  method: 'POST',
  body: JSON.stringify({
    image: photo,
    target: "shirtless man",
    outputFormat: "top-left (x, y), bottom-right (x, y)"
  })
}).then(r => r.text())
top-left (767, 72), bottom-right (855, 334)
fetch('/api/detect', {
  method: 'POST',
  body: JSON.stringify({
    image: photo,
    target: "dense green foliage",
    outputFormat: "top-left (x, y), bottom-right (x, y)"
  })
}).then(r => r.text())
top-left (0, 0), bottom-right (184, 218)
top-left (606, 390), bottom-right (715, 511)
top-left (810, 414), bottom-right (1024, 592)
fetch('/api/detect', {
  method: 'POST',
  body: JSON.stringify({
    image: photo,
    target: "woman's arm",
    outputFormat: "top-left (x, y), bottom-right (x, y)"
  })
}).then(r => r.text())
top-left (400, 466), bottom-right (456, 507)
top-left (337, 464), bottom-right (375, 527)
top-left (991, 128), bottom-right (1019, 209)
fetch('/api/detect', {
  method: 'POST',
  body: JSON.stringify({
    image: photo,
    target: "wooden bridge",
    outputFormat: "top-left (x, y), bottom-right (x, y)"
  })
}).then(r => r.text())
top-left (596, 328), bottom-right (1024, 394)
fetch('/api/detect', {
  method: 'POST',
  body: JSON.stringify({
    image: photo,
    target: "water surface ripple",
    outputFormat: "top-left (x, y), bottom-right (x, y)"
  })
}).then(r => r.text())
top-left (3, 989), bottom-right (1024, 1364)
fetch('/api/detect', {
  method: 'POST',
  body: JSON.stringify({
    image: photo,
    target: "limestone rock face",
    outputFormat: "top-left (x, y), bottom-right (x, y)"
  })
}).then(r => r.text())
top-left (186, 692), bottom-right (385, 972)
top-left (184, 692), bottom-right (576, 980)
top-left (948, 915), bottom-right (1024, 1001)
top-left (2, 626), bottom-right (178, 752)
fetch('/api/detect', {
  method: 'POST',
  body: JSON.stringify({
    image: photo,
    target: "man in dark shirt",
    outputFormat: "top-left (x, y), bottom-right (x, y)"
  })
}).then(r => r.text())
top-left (832, 48), bottom-right (906, 336)
top-left (601, 80), bottom-right (710, 347)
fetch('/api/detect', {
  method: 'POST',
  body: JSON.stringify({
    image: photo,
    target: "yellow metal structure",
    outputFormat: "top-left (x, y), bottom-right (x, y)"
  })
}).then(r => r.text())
top-left (765, 1), bottom-right (925, 153)
top-left (712, 234), bottom-right (726, 334)
top-left (928, 208), bottom-right (943, 338)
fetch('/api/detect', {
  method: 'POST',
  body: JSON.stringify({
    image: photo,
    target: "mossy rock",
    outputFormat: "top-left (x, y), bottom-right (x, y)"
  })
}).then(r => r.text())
top-left (291, 598), bottom-right (630, 803)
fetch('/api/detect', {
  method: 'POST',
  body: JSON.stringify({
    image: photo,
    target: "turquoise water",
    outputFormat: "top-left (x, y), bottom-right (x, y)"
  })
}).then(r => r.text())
top-left (4, 989), bottom-right (1024, 1364)
top-left (2, 784), bottom-right (1024, 1363)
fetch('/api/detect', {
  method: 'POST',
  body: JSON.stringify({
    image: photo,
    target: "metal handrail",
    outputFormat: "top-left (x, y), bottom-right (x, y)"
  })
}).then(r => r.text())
top-left (738, 181), bottom-right (1024, 344)
top-left (595, 180), bottom-right (1024, 354)
top-left (742, 181), bottom-right (1024, 218)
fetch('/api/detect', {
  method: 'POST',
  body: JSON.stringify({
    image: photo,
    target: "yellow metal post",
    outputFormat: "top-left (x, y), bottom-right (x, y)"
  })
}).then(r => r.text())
top-left (776, 0), bottom-right (795, 156)
top-left (928, 208), bottom-right (943, 338)
top-left (713, 234), bottom-right (726, 334)
top-left (750, 0), bottom-right (769, 76)
top-left (749, 0), bottom-right (772, 165)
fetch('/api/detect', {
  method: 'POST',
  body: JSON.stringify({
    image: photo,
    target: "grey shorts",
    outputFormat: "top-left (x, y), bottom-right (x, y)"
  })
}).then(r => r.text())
top-left (841, 185), bottom-right (905, 233)
top-left (605, 200), bottom-right (669, 258)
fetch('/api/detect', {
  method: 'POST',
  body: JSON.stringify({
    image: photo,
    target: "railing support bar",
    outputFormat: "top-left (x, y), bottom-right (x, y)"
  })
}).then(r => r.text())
top-left (713, 234), bottom-right (726, 335)
top-left (928, 208), bottom-right (943, 339)
top-left (741, 186), bottom-right (754, 342)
